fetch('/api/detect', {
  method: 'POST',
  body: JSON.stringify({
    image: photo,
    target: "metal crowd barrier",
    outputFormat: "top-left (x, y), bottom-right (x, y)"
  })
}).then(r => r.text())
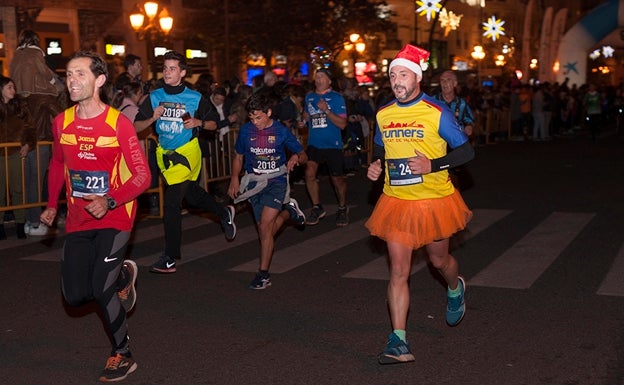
top-left (474, 109), bottom-right (512, 144)
top-left (1, 124), bottom-right (374, 218)
top-left (0, 141), bottom-right (49, 212)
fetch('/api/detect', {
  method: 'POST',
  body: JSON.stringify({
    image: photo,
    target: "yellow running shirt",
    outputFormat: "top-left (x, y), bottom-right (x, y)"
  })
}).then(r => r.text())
top-left (374, 93), bottom-right (469, 200)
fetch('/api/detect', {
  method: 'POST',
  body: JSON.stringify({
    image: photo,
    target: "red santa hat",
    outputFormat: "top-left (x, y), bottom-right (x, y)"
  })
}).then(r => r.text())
top-left (388, 44), bottom-right (430, 78)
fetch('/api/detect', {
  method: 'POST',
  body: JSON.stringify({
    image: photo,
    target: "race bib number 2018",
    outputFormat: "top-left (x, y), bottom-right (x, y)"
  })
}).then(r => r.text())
top-left (159, 102), bottom-right (187, 122)
top-left (386, 158), bottom-right (423, 186)
top-left (70, 170), bottom-right (109, 197)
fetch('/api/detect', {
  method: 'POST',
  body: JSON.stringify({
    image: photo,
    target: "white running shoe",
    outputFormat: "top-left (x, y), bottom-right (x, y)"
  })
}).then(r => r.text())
top-left (28, 223), bottom-right (52, 236)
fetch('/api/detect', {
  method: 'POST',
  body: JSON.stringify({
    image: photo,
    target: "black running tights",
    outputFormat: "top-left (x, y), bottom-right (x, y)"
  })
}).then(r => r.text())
top-left (61, 228), bottom-right (131, 353)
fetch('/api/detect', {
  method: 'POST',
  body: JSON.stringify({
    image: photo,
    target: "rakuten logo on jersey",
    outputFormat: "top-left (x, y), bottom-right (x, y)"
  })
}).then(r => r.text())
top-left (250, 147), bottom-right (276, 155)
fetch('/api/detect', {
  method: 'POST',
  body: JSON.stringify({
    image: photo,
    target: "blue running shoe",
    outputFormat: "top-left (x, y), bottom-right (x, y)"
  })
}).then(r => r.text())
top-left (378, 332), bottom-right (415, 364)
top-left (446, 275), bottom-right (466, 326)
top-left (248, 272), bottom-right (271, 290)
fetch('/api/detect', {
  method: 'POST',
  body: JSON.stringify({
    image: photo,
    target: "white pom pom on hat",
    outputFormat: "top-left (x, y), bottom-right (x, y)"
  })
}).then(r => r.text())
top-left (388, 44), bottom-right (430, 78)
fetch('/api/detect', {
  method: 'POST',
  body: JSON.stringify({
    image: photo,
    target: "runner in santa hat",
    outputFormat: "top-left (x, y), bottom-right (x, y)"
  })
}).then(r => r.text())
top-left (365, 44), bottom-right (475, 364)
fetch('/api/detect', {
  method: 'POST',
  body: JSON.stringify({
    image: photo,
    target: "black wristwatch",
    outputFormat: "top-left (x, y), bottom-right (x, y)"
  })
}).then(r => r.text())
top-left (105, 195), bottom-right (117, 210)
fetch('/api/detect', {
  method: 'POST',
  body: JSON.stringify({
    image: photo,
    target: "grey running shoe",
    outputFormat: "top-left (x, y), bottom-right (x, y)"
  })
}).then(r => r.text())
top-left (98, 353), bottom-right (137, 382)
top-left (335, 206), bottom-right (349, 227)
top-left (305, 205), bottom-right (326, 225)
top-left (118, 260), bottom-right (138, 312)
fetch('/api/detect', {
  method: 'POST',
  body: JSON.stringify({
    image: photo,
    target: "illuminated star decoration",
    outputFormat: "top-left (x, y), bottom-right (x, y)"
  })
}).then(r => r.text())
top-left (439, 8), bottom-right (463, 36)
top-left (563, 62), bottom-right (578, 75)
top-left (602, 45), bottom-right (615, 58)
top-left (415, 0), bottom-right (442, 22)
top-left (589, 50), bottom-right (601, 60)
top-left (482, 15), bottom-right (506, 42)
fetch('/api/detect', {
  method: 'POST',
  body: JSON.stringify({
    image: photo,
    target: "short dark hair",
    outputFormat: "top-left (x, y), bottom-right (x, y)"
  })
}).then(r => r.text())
top-left (69, 50), bottom-right (109, 80)
top-left (212, 86), bottom-right (227, 97)
top-left (163, 51), bottom-right (188, 72)
top-left (245, 93), bottom-right (272, 114)
top-left (123, 54), bottom-right (141, 70)
top-left (17, 29), bottom-right (40, 48)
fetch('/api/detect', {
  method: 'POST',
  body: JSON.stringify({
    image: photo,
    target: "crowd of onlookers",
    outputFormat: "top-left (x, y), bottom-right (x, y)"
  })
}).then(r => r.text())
top-left (169, 68), bottom-right (624, 150)
top-left (433, 76), bottom-right (624, 143)
top-left (3, 33), bottom-right (623, 240)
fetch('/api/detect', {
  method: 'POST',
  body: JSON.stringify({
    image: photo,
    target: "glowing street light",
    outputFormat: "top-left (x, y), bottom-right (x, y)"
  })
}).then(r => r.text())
top-left (471, 45), bottom-right (485, 85)
top-left (129, 1), bottom-right (174, 79)
top-left (343, 33), bottom-right (366, 79)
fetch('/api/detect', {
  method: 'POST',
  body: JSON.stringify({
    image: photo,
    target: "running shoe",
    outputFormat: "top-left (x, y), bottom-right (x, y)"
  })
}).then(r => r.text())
top-left (248, 272), bottom-right (271, 290)
top-left (118, 260), bottom-right (138, 313)
top-left (286, 198), bottom-right (306, 226)
top-left (150, 255), bottom-right (177, 274)
top-left (221, 205), bottom-right (236, 240)
top-left (335, 206), bottom-right (349, 227)
top-left (378, 332), bottom-right (415, 364)
top-left (305, 205), bottom-right (326, 226)
top-left (98, 353), bottom-right (137, 382)
top-left (446, 275), bottom-right (466, 326)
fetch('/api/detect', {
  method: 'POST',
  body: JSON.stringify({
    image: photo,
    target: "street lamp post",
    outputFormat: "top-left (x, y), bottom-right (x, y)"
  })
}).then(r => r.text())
top-left (129, 1), bottom-right (174, 80)
top-left (343, 33), bottom-right (366, 80)
top-left (471, 45), bottom-right (485, 87)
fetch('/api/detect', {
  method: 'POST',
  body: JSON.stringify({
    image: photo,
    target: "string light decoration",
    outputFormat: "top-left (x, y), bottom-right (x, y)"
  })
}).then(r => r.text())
top-left (415, 0), bottom-right (442, 22)
top-left (589, 50), bottom-right (601, 60)
top-left (439, 8), bottom-right (463, 36)
top-left (602, 45), bottom-right (614, 58)
top-left (310, 46), bottom-right (332, 68)
top-left (482, 15), bottom-right (506, 42)
top-left (589, 46), bottom-right (615, 60)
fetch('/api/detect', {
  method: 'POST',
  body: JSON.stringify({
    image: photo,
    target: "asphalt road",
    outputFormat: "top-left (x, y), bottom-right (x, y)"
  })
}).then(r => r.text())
top-left (1, 127), bottom-right (624, 385)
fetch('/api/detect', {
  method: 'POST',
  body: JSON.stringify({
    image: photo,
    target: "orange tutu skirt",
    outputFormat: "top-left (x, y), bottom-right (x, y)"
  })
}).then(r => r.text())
top-left (365, 190), bottom-right (472, 249)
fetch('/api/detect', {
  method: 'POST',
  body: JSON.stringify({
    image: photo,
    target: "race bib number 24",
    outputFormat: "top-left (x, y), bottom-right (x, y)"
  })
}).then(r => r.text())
top-left (386, 158), bottom-right (423, 186)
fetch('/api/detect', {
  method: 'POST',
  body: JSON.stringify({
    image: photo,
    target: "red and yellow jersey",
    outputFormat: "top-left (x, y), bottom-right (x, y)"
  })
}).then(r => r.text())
top-left (374, 92), bottom-right (468, 200)
top-left (48, 105), bottom-right (151, 233)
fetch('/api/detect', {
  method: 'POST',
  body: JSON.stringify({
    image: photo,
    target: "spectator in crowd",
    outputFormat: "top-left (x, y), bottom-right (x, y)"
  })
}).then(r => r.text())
top-left (224, 76), bottom-right (242, 116)
top-left (255, 71), bottom-right (282, 107)
top-left (274, 83), bottom-right (307, 184)
top-left (0, 76), bottom-right (35, 239)
top-left (583, 83), bottom-right (603, 141)
top-left (532, 83), bottom-right (548, 141)
top-left (435, 70), bottom-right (475, 136)
top-left (194, 72), bottom-right (217, 100)
top-left (228, 84), bottom-right (253, 129)
top-left (115, 54), bottom-right (144, 91)
top-left (516, 84), bottom-right (533, 140)
top-left (210, 86), bottom-right (238, 145)
top-left (112, 81), bottom-right (160, 215)
top-left (289, 70), bottom-right (305, 86)
top-left (10, 29), bottom-right (65, 236)
top-left (274, 83), bottom-right (306, 135)
top-left (434, 70), bottom-right (476, 190)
